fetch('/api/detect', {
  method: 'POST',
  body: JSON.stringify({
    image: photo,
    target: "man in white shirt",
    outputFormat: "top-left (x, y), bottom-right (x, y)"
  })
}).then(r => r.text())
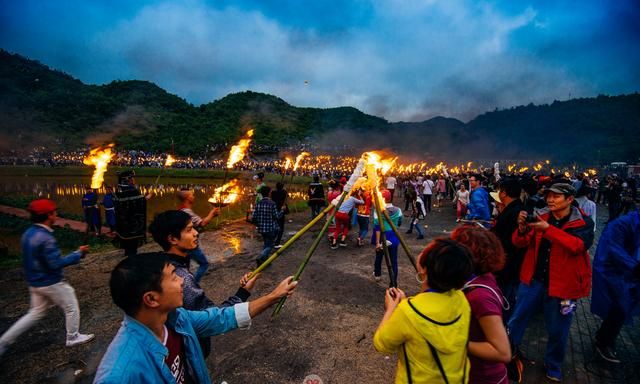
top-left (385, 175), bottom-right (397, 199)
top-left (422, 175), bottom-right (435, 213)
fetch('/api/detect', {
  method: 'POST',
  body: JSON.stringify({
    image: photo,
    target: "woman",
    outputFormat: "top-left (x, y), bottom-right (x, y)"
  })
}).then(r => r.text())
top-left (372, 189), bottom-right (402, 280)
top-left (455, 183), bottom-right (470, 222)
top-left (374, 238), bottom-right (473, 383)
top-left (451, 226), bottom-right (511, 384)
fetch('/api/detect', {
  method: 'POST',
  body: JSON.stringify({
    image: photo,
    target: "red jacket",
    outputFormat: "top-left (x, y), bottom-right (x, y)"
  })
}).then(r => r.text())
top-left (512, 206), bottom-right (594, 299)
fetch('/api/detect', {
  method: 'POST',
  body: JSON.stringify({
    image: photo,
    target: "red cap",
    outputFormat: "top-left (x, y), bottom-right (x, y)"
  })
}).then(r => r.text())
top-left (28, 199), bottom-right (56, 215)
top-left (339, 177), bottom-right (347, 184)
top-left (381, 189), bottom-right (392, 203)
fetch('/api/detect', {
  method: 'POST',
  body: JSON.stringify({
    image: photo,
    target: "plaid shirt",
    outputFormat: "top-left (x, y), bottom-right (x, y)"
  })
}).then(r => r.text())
top-left (253, 197), bottom-right (283, 233)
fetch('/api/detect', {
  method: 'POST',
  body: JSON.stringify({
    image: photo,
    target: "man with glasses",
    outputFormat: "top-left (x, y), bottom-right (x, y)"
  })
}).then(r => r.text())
top-left (466, 173), bottom-right (491, 222)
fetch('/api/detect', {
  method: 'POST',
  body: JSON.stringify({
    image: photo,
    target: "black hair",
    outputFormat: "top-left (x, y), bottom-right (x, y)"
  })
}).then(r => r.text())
top-left (110, 252), bottom-right (169, 316)
top-left (521, 178), bottom-right (538, 196)
top-left (276, 182), bottom-right (284, 191)
top-left (313, 175), bottom-right (320, 182)
top-left (149, 210), bottom-right (192, 251)
top-left (418, 238), bottom-right (473, 292)
top-left (30, 212), bottom-right (50, 223)
top-left (498, 178), bottom-right (522, 199)
top-left (259, 185), bottom-right (271, 197)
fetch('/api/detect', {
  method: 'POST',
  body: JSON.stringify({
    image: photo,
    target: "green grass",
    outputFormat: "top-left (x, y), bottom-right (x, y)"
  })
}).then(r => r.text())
top-left (0, 213), bottom-right (115, 269)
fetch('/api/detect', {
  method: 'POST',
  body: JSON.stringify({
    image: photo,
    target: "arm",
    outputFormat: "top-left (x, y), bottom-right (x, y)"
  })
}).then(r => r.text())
top-left (542, 215), bottom-right (595, 253)
top-left (468, 315), bottom-right (511, 363)
top-left (373, 288), bottom-right (407, 353)
top-left (199, 206), bottom-right (221, 227)
top-left (601, 217), bottom-right (639, 278)
top-left (41, 235), bottom-right (82, 270)
top-left (247, 276), bottom-right (297, 318)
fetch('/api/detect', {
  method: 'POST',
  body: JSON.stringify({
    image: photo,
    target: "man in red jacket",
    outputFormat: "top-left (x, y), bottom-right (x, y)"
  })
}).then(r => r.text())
top-left (506, 183), bottom-right (594, 382)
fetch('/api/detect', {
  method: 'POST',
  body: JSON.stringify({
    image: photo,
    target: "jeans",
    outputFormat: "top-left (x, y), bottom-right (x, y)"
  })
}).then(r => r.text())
top-left (188, 246), bottom-right (209, 284)
top-left (595, 304), bottom-right (626, 349)
top-left (408, 219), bottom-right (424, 236)
top-left (259, 230), bottom-right (278, 261)
top-left (310, 202), bottom-right (322, 218)
top-left (374, 243), bottom-right (398, 281)
top-left (276, 216), bottom-right (285, 245)
top-left (423, 194), bottom-right (432, 212)
top-left (507, 280), bottom-right (574, 378)
top-left (498, 279), bottom-right (520, 324)
top-left (357, 215), bottom-right (370, 240)
top-left (0, 282), bottom-right (81, 347)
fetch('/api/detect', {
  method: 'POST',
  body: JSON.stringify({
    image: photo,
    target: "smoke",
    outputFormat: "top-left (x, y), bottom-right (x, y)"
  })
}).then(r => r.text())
top-left (84, 105), bottom-right (155, 146)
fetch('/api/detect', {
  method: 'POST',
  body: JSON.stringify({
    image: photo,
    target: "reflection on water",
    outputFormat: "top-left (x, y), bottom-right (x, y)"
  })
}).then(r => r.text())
top-left (0, 175), bottom-right (308, 223)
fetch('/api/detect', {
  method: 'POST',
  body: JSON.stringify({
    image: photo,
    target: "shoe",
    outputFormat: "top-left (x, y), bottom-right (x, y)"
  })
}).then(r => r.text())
top-left (405, 230), bottom-right (412, 234)
top-left (373, 273), bottom-right (382, 282)
top-left (506, 356), bottom-right (524, 383)
top-left (339, 238), bottom-right (347, 247)
top-left (66, 333), bottom-right (95, 347)
top-left (545, 371), bottom-right (562, 382)
top-left (595, 344), bottom-right (621, 363)
top-left (330, 240), bottom-right (338, 250)
top-left (274, 244), bottom-right (283, 249)
top-left (416, 235), bottom-right (424, 240)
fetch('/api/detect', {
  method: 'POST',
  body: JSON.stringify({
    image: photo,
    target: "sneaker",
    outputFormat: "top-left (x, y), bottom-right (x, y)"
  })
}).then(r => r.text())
top-left (330, 240), bottom-right (338, 250)
top-left (274, 244), bottom-right (283, 249)
top-left (545, 371), bottom-right (562, 382)
top-left (405, 230), bottom-right (412, 234)
top-left (595, 344), bottom-right (621, 363)
top-left (339, 239), bottom-right (347, 247)
top-left (416, 235), bottom-right (424, 240)
top-left (66, 333), bottom-right (95, 347)
top-left (373, 273), bottom-right (382, 282)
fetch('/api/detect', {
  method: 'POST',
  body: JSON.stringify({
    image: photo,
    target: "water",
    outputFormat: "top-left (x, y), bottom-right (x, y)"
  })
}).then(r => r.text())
top-left (0, 173), bottom-right (309, 223)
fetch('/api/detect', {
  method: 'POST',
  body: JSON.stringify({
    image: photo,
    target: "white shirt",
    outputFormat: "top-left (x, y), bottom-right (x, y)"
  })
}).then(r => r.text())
top-left (385, 176), bottom-right (397, 189)
top-left (422, 179), bottom-right (434, 195)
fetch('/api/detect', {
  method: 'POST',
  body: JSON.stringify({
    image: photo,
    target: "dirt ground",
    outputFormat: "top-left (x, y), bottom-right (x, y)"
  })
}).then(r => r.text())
top-left (0, 197), bottom-right (474, 383)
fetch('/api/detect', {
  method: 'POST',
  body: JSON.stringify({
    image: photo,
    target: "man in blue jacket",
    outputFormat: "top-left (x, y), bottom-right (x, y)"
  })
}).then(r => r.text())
top-left (466, 173), bottom-right (491, 222)
top-left (0, 199), bottom-right (94, 358)
top-left (591, 209), bottom-right (640, 363)
top-left (94, 252), bottom-right (297, 383)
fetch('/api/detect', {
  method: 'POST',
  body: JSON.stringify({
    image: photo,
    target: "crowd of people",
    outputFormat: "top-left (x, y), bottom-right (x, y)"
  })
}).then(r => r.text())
top-left (0, 161), bottom-right (639, 383)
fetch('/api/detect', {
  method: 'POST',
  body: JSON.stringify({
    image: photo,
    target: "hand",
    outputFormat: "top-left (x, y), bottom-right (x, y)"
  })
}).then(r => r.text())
top-left (145, 191), bottom-right (154, 199)
top-left (270, 276), bottom-right (298, 298)
top-left (384, 287), bottom-right (405, 311)
top-left (517, 211), bottom-right (529, 233)
top-left (240, 272), bottom-right (260, 291)
top-left (528, 213), bottom-right (549, 233)
top-left (209, 207), bottom-right (221, 217)
top-left (78, 245), bottom-right (90, 258)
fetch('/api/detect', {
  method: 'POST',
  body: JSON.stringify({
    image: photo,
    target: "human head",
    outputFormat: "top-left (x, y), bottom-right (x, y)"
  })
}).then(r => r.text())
top-left (28, 199), bottom-right (57, 223)
top-left (381, 189), bottom-right (392, 203)
top-left (451, 226), bottom-right (505, 275)
top-left (117, 170), bottom-right (136, 185)
top-left (177, 188), bottom-right (195, 204)
top-left (313, 174), bottom-right (320, 183)
top-left (259, 185), bottom-right (271, 197)
top-left (498, 177), bottom-right (522, 203)
top-left (544, 183), bottom-right (575, 214)
top-left (149, 210), bottom-right (196, 252)
top-left (468, 173), bottom-right (482, 189)
top-left (276, 182), bottom-right (284, 191)
top-left (417, 238), bottom-right (473, 292)
top-left (459, 183), bottom-right (466, 191)
top-left (110, 252), bottom-right (183, 317)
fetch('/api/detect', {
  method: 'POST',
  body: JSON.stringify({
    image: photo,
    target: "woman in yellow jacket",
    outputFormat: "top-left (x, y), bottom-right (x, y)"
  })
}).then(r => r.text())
top-left (374, 238), bottom-right (474, 384)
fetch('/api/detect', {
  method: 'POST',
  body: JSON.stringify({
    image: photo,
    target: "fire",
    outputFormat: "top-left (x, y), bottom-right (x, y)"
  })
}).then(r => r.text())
top-left (534, 163), bottom-right (543, 171)
top-left (83, 144), bottom-right (115, 189)
top-left (564, 171), bottom-right (571, 178)
top-left (545, 160), bottom-right (550, 165)
top-left (226, 129), bottom-right (254, 168)
top-left (164, 154), bottom-right (176, 167)
top-left (208, 179), bottom-right (240, 205)
top-left (518, 167), bottom-right (529, 173)
top-left (293, 152), bottom-right (311, 171)
top-left (284, 157), bottom-right (293, 170)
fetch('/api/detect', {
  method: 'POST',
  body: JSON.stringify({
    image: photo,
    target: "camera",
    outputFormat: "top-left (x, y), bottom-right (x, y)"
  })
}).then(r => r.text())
top-left (525, 214), bottom-right (538, 223)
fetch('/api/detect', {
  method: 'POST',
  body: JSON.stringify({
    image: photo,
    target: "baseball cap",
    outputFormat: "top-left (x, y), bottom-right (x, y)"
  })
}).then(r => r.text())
top-left (28, 199), bottom-right (56, 215)
top-left (544, 183), bottom-right (576, 196)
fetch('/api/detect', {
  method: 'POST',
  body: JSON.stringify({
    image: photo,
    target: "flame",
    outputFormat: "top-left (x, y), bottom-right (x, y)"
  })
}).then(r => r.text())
top-left (380, 157), bottom-right (397, 175)
top-left (518, 167), bottom-right (529, 173)
top-left (507, 164), bottom-right (516, 172)
top-left (283, 157), bottom-right (293, 170)
top-left (208, 179), bottom-right (240, 205)
top-left (545, 160), bottom-right (550, 165)
top-left (564, 171), bottom-right (571, 178)
top-left (226, 129), bottom-right (254, 168)
top-left (83, 144), bottom-right (115, 189)
top-left (534, 163), bottom-right (543, 171)
top-left (467, 161), bottom-right (473, 169)
top-left (587, 169), bottom-right (597, 176)
top-left (164, 154), bottom-right (176, 167)
top-left (293, 152), bottom-right (311, 171)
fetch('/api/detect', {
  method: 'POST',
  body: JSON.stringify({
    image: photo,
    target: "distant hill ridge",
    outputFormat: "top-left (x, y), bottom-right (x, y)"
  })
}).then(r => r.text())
top-left (1, 49), bottom-right (638, 164)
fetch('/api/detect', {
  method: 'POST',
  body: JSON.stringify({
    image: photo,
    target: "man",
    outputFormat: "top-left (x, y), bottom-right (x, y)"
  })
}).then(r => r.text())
top-left (177, 188), bottom-right (220, 283)
top-left (114, 170), bottom-right (152, 257)
top-left (490, 178), bottom-right (526, 323)
top-left (270, 182), bottom-right (289, 248)
top-left (0, 199), bottom-right (94, 357)
top-left (507, 183), bottom-right (594, 382)
top-left (385, 175), bottom-right (397, 199)
top-left (94, 253), bottom-right (297, 383)
top-left (149, 210), bottom-right (256, 358)
top-left (307, 174), bottom-right (325, 218)
top-left (591, 209), bottom-right (640, 363)
top-left (82, 186), bottom-right (101, 236)
top-left (101, 185), bottom-right (116, 235)
top-left (466, 173), bottom-right (491, 222)
top-left (422, 175), bottom-right (434, 213)
top-left (252, 185), bottom-right (284, 266)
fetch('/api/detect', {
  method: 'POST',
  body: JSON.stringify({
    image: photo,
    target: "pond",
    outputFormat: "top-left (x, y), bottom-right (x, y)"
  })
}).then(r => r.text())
top-left (0, 172), bottom-right (310, 224)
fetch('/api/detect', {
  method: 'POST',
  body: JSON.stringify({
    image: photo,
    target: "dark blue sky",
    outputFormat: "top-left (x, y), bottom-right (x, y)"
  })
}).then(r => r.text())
top-left (1, 0), bottom-right (639, 121)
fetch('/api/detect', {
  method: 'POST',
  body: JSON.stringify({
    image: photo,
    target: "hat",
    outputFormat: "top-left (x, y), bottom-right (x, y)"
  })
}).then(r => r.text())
top-left (28, 199), bottom-right (56, 215)
top-left (490, 191), bottom-right (501, 203)
top-left (544, 183), bottom-right (576, 196)
top-left (339, 177), bottom-right (347, 185)
top-left (381, 189), bottom-right (392, 203)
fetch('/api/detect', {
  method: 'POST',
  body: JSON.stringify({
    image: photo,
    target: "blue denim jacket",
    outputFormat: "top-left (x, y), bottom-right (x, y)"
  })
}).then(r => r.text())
top-left (22, 224), bottom-right (81, 287)
top-left (94, 304), bottom-right (251, 384)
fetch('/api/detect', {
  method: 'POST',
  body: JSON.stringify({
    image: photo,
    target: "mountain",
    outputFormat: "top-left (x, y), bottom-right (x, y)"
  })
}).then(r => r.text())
top-left (1, 49), bottom-right (639, 164)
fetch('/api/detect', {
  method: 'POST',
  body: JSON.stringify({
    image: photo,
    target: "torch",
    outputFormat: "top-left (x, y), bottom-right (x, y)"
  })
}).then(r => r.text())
top-left (153, 154), bottom-right (176, 189)
top-left (224, 129), bottom-right (254, 187)
top-left (290, 152), bottom-right (310, 184)
top-left (83, 144), bottom-right (115, 189)
top-left (280, 157), bottom-right (293, 182)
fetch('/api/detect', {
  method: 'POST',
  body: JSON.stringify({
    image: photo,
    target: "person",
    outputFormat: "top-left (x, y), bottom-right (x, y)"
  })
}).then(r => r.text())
top-left (149, 210), bottom-right (256, 358)
top-left (307, 174), bottom-right (326, 218)
top-left (466, 174), bottom-right (491, 222)
top-left (252, 185), bottom-right (284, 266)
top-left (326, 180), bottom-right (343, 244)
top-left (507, 183), bottom-right (594, 382)
top-left (93, 252), bottom-right (297, 383)
top-left (0, 199), bottom-right (94, 358)
top-left (455, 183), bottom-right (470, 222)
top-left (253, 172), bottom-right (267, 203)
top-left (356, 188), bottom-right (373, 246)
top-left (270, 182), bottom-right (289, 248)
top-left (385, 175), bottom-right (398, 199)
top-left (373, 238), bottom-right (473, 383)
top-left (331, 188), bottom-right (364, 249)
top-left (422, 175), bottom-right (434, 213)
top-left (591, 209), bottom-right (640, 363)
top-left (177, 188), bottom-right (220, 283)
top-left (405, 188), bottom-right (425, 240)
top-left (575, 184), bottom-right (597, 231)
top-left (606, 175), bottom-right (622, 222)
top-left (435, 175), bottom-right (447, 208)
top-left (101, 185), bottom-right (116, 235)
top-left (372, 190), bottom-right (402, 282)
top-left (82, 186), bottom-right (101, 236)
top-left (114, 170), bottom-right (152, 257)
top-left (491, 178), bottom-right (526, 323)
top-left (452, 227), bottom-right (511, 384)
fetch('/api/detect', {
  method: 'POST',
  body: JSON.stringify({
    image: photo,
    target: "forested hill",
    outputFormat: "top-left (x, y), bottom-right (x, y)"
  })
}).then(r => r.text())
top-left (1, 49), bottom-right (638, 164)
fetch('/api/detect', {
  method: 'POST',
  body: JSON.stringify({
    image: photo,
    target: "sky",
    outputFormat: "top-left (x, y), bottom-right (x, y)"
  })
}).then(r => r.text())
top-left (1, 0), bottom-right (639, 122)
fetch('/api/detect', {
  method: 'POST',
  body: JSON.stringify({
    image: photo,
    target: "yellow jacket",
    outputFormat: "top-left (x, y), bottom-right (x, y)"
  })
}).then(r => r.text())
top-left (374, 290), bottom-right (471, 384)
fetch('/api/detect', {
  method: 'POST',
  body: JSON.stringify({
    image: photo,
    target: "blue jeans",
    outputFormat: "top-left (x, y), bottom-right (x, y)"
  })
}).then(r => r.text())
top-left (259, 230), bottom-right (278, 261)
top-left (374, 243), bottom-right (398, 281)
top-left (498, 279), bottom-right (520, 324)
top-left (188, 246), bottom-right (209, 284)
top-left (409, 219), bottom-right (424, 237)
top-left (507, 280), bottom-right (574, 378)
top-left (357, 215), bottom-right (370, 240)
